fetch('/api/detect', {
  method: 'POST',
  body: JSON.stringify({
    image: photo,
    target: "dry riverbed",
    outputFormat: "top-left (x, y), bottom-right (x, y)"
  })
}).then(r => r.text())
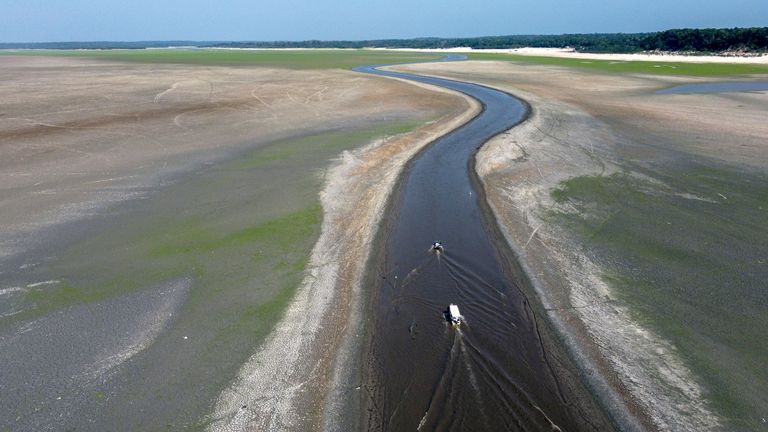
top-left (5, 52), bottom-right (765, 431)
top-left (393, 60), bottom-right (768, 431)
top-left (0, 55), bottom-right (472, 430)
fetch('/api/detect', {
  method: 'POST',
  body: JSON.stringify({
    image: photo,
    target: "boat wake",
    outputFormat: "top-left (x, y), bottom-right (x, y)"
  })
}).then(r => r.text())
top-left (368, 247), bottom-right (566, 431)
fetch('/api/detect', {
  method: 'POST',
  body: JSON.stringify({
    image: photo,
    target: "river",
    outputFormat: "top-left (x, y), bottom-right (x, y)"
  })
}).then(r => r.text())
top-left (353, 58), bottom-right (614, 431)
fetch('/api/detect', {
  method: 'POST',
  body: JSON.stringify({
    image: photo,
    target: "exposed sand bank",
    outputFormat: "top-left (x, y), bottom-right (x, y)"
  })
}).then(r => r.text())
top-left (393, 60), bottom-right (768, 430)
top-left (372, 47), bottom-right (768, 64)
top-left (0, 56), bottom-right (448, 262)
top-left (474, 105), bottom-right (719, 431)
top-left (207, 79), bottom-right (480, 431)
top-left (0, 55), bottom-right (471, 429)
top-left (500, 47), bottom-right (768, 64)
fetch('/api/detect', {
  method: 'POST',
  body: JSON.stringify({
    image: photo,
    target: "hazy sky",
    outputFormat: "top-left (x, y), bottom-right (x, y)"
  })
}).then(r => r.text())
top-left (2, 0), bottom-right (767, 42)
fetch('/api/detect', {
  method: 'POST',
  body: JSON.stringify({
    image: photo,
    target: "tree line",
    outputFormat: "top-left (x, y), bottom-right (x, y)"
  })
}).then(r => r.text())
top-left (2, 27), bottom-right (767, 53)
top-left (640, 28), bottom-right (768, 52)
top-left (211, 28), bottom-right (768, 53)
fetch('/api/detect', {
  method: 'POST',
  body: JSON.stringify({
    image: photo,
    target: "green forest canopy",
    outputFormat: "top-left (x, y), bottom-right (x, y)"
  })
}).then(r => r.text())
top-left (2, 27), bottom-right (767, 54)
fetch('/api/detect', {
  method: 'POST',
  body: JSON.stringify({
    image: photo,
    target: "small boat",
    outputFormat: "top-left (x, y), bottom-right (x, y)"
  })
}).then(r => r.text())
top-left (448, 303), bottom-right (463, 325)
top-left (431, 241), bottom-right (444, 253)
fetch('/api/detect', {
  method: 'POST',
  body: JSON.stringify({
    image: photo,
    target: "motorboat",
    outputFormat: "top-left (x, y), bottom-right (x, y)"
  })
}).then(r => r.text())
top-left (448, 303), bottom-right (463, 325)
top-left (431, 241), bottom-right (444, 253)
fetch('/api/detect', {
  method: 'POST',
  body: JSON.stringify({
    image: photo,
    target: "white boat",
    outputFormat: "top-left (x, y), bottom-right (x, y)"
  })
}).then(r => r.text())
top-left (448, 304), bottom-right (462, 325)
top-left (431, 241), bottom-right (444, 253)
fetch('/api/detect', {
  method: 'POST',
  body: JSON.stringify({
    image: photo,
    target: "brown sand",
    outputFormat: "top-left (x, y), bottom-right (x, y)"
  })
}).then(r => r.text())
top-left (0, 56), bottom-right (457, 260)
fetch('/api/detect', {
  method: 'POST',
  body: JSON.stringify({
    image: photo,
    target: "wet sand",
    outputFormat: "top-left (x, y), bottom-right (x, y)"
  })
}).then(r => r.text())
top-left (393, 60), bottom-right (768, 430)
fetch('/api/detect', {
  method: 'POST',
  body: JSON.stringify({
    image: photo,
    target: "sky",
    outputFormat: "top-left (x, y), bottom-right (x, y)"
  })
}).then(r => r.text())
top-left (2, 0), bottom-right (767, 42)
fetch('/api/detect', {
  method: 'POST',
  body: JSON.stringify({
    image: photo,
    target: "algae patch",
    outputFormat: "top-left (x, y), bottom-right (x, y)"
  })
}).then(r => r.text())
top-left (469, 53), bottom-right (768, 76)
top-left (550, 164), bottom-right (768, 430)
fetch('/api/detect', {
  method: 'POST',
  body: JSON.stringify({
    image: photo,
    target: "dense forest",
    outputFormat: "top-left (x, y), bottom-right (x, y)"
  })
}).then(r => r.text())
top-left (212, 33), bottom-right (650, 52)
top-left (2, 27), bottom-right (767, 53)
top-left (640, 28), bottom-right (768, 52)
top-left (211, 27), bottom-right (768, 53)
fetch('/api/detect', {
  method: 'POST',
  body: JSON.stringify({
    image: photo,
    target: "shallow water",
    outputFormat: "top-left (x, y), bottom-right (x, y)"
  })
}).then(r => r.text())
top-left (657, 81), bottom-right (768, 94)
top-left (356, 64), bottom-right (608, 431)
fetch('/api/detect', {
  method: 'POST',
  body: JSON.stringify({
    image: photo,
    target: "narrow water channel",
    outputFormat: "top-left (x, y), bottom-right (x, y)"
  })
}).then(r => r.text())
top-left (353, 60), bottom-right (612, 431)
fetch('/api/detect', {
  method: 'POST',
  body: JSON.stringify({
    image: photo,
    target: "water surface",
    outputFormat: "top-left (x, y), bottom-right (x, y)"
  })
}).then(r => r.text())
top-left (354, 62), bottom-right (612, 431)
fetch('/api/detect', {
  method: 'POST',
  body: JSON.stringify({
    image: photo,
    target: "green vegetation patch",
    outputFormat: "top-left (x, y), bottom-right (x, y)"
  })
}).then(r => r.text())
top-left (0, 49), bottom-right (442, 70)
top-left (550, 166), bottom-right (768, 430)
top-left (149, 203), bottom-right (320, 259)
top-left (231, 122), bottom-right (420, 170)
top-left (468, 52), bottom-right (768, 76)
top-left (9, 120), bottom-right (421, 322)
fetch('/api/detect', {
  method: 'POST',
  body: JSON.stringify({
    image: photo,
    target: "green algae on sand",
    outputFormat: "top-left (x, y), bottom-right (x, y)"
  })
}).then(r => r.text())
top-left (549, 164), bottom-right (768, 430)
top-left (0, 49), bottom-right (442, 70)
top-left (468, 53), bottom-right (768, 76)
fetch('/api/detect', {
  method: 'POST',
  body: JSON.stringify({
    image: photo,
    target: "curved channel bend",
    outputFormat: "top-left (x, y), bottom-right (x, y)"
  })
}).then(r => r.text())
top-left (352, 56), bottom-right (608, 431)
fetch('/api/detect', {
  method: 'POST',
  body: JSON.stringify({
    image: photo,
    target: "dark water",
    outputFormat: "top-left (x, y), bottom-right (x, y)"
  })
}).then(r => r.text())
top-left (657, 81), bottom-right (768, 94)
top-left (354, 63), bottom-right (609, 430)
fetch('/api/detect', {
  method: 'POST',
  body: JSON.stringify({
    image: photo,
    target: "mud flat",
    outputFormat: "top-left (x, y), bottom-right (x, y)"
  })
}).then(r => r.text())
top-left (0, 54), bottom-right (469, 430)
top-left (394, 60), bottom-right (768, 431)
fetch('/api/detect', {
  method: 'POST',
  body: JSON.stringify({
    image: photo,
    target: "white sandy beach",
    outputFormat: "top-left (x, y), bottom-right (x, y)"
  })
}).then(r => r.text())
top-left (371, 46), bottom-right (768, 64)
